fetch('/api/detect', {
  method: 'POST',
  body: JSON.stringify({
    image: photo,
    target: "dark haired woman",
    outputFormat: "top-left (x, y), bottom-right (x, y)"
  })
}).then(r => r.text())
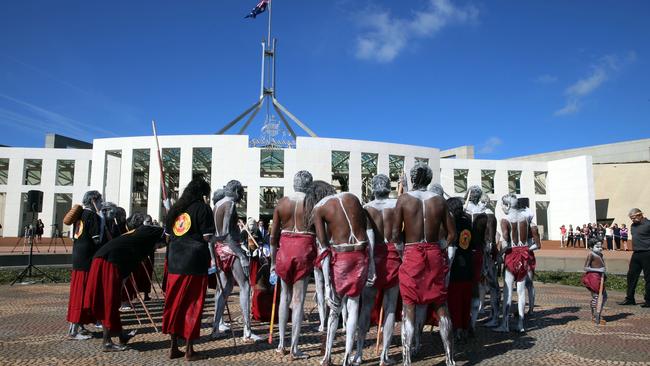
top-left (162, 177), bottom-right (215, 361)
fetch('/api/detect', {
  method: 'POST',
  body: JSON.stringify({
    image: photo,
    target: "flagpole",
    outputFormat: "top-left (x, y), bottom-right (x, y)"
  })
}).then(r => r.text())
top-left (267, 0), bottom-right (272, 46)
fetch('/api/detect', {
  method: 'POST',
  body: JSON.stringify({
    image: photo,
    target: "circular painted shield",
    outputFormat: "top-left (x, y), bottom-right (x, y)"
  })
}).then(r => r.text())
top-left (173, 213), bottom-right (192, 236)
top-left (73, 220), bottom-right (84, 239)
top-left (459, 229), bottom-right (472, 250)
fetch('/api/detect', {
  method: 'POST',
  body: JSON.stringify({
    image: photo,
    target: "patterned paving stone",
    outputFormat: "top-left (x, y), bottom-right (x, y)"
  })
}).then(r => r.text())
top-left (0, 282), bottom-right (649, 365)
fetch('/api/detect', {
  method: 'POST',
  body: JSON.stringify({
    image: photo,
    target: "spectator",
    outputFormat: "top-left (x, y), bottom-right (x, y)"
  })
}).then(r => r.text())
top-left (583, 225), bottom-right (590, 249)
top-left (560, 225), bottom-right (567, 248)
top-left (621, 224), bottom-right (629, 251)
top-left (36, 218), bottom-right (45, 244)
top-left (618, 208), bottom-right (650, 307)
top-left (567, 225), bottom-right (575, 248)
top-left (605, 224), bottom-right (614, 251)
top-left (575, 225), bottom-right (583, 248)
top-left (613, 223), bottom-right (621, 251)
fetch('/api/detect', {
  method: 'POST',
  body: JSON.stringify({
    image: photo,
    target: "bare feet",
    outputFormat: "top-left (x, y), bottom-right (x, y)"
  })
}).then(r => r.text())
top-left (185, 351), bottom-right (205, 361)
top-left (102, 343), bottom-right (127, 352)
top-left (276, 346), bottom-right (289, 356)
top-left (290, 350), bottom-right (309, 361)
top-left (169, 348), bottom-right (185, 359)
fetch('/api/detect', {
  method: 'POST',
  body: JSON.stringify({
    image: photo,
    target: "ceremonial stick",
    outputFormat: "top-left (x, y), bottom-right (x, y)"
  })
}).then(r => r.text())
top-left (268, 282), bottom-right (279, 344)
top-left (152, 120), bottom-right (170, 213)
top-left (238, 219), bottom-right (260, 249)
top-left (130, 274), bottom-right (159, 332)
top-left (139, 260), bottom-right (160, 300)
top-left (595, 273), bottom-right (605, 324)
top-left (122, 282), bottom-right (143, 325)
top-left (375, 304), bottom-right (384, 355)
top-left (146, 256), bottom-right (164, 295)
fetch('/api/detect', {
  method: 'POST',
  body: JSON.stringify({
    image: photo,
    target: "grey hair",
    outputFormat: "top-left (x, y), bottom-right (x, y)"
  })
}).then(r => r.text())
top-left (127, 212), bottom-right (146, 230)
top-left (143, 215), bottom-right (153, 226)
top-left (410, 162), bottom-right (432, 190)
top-left (501, 193), bottom-right (518, 209)
top-left (82, 191), bottom-right (102, 211)
top-left (224, 180), bottom-right (244, 202)
top-left (467, 185), bottom-right (482, 203)
top-left (429, 183), bottom-right (444, 196)
top-left (629, 208), bottom-right (643, 216)
top-left (371, 174), bottom-right (391, 199)
top-left (212, 189), bottom-right (226, 205)
top-left (293, 170), bottom-right (313, 193)
top-left (100, 202), bottom-right (118, 220)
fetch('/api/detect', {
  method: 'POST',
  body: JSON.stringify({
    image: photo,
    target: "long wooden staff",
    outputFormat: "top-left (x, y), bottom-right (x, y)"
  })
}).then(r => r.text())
top-left (139, 260), bottom-right (160, 300)
top-left (129, 274), bottom-right (159, 332)
top-left (375, 304), bottom-right (384, 355)
top-left (268, 281), bottom-right (279, 344)
top-left (152, 120), bottom-right (170, 213)
top-left (595, 273), bottom-right (605, 324)
top-left (122, 282), bottom-right (143, 325)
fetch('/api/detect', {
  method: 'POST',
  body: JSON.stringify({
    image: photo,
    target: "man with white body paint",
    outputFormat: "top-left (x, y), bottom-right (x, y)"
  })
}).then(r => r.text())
top-left (464, 186), bottom-right (499, 329)
top-left (519, 198), bottom-right (541, 315)
top-left (211, 180), bottom-right (261, 342)
top-left (392, 163), bottom-right (457, 366)
top-left (313, 188), bottom-right (375, 366)
top-left (269, 171), bottom-right (318, 359)
top-left (354, 174), bottom-right (401, 366)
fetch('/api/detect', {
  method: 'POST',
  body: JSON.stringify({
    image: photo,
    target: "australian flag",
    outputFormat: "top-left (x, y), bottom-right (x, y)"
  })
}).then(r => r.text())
top-left (244, 0), bottom-right (269, 19)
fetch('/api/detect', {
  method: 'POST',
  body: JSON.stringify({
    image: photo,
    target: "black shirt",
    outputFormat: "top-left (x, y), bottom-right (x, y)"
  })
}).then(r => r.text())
top-left (450, 214), bottom-right (474, 282)
top-left (631, 218), bottom-right (650, 252)
top-left (94, 225), bottom-right (164, 279)
top-left (167, 201), bottom-right (216, 275)
top-left (72, 209), bottom-right (104, 271)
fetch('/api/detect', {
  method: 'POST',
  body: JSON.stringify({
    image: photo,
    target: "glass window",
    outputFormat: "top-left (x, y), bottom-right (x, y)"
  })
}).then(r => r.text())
top-left (534, 171), bottom-right (547, 195)
top-left (192, 147), bottom-right (212, 184)
top-left (481, 170), bottom-right (495, 194)
top-left (103, 151), bottom-right (122, 204)
top-left (0, 192), bottom-right (5, 236)
top-left (260, 186), bottom-right (284, 217)
top-left (237, 186), bottom-right (248, 219)
top-left (260, 149), bottom-right (284, 178)
top-left (331, 151), bottom-right (349, 193)
top-left (87, 160), bottom-right (92, 186)
top-left (536, 201), bottom-right (549, 240)
top-left (361, 153), bottom-right (378, 203)
top-left (454, 169), bottom-right (468, 193)
top-left (131, 149), bottom-right (150, 214)
top-left (415, 157), bottom-right (429, 165)
top-left (160, 148), bottom-right (180, 221)
top-left (389, 155), bottom-right (404, 197)
top-left (54, 193), bottom-right (73, 236)
top-left (56, 160), bottom-right (75, 186)
top-left (508, 170), bottom-right (522, 194)
top-left (0, 158), bottom-right (8, 185)
top-left (23, 159), bottom-right (42, 185)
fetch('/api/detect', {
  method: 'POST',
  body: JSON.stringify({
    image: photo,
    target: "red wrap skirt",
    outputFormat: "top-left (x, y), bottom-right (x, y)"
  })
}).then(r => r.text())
top-left (582, 272), bottom-right (605, 293)
top-left (399, 242), bottom-right (448, 306)
top-left (67, 269), bottom-right (95, 324)
top-left (84, 258), bottom-right (122, 332)
top-left (504, 246), bottom-right (532, 282)
top-left (447, 280), bottom-right (473, 330)
top-left (162, 273), bottom-right (208, 341)
top-left (215, 242), bottom-right (236, 274)
top-left (162, 259), bottom-right (168, 293)
top-left (374, 242), bottom-right (402, 290)
top-left (276, 232), bottom-right (317, 285)
top-left (331, 248), bottom-right (368, 298)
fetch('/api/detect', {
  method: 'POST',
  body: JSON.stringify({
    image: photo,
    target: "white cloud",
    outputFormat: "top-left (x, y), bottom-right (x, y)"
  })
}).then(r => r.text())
top-left (554, 52), bottom-right (636, 117)
top-left (354, 0), bottom-right (479, 63)
top-left (478, 136), bottom-right (502, 154)
top-left (534, 74), bottom-right (558, 84)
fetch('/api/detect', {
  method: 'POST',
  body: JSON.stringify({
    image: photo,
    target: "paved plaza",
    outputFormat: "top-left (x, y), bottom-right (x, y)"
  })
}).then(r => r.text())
top-left (0, 282), bottom-right (649, 366)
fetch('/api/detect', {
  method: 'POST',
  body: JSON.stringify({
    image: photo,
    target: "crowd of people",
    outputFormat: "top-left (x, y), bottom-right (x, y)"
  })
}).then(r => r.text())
top-left (560, 223), bottom-right (630, 251)
top-left (61, 163), bottom-right (650, 365)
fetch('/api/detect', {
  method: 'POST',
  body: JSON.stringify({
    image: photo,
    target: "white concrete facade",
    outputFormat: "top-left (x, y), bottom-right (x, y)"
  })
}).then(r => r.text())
top-left (0, 135), bottom-right (596, 240)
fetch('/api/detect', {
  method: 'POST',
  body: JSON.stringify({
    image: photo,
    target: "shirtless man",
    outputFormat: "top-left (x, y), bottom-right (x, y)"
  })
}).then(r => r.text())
top-left (211, 180), bottom-right (260, 342)
top-left (392, 163), bottom-right (456, 366)
top-left (495, 194), bottom-right (532, 333)
top-left (582, 241), bottom-right (607, 324)
top-left (313, 188), bottom-right (375, 366)
top-left (519, 198), bottom-right (541, 315)
top-left (269, 171), bottom-right (317, 359)
top-left (464, 186), bottom-right (499, 329)
top-left (354, 174), bottom-right (401, 366)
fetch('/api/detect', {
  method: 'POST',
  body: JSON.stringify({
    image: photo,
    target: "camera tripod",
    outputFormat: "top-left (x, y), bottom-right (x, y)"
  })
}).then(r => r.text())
top-left (11, 211), bottom-right (58, 285)
top-left (11, 226), bottom-right (42, 254)
top-left (48, 225), bottom-right (68, 253)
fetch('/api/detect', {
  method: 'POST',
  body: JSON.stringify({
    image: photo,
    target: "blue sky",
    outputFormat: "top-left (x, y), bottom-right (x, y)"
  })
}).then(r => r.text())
top-left (1, 0), bottom-right (648, 158)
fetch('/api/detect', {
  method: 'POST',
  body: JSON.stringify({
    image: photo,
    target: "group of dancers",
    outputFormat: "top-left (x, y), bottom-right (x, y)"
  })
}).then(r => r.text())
top-left (65, 162), bottom-right (552, 365)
